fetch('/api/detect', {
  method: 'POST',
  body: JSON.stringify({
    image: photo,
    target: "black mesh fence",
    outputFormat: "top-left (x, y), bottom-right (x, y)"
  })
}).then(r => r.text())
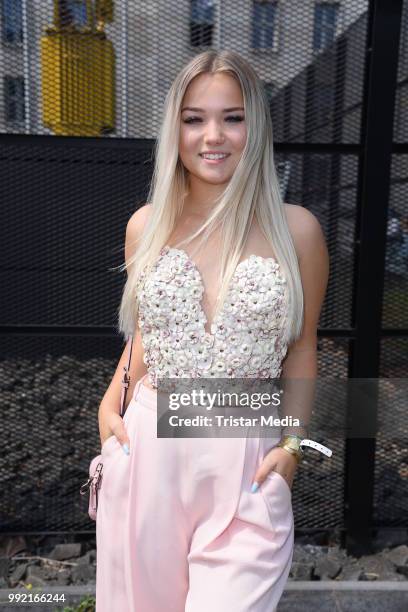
top-left (0, 0), bottom-right (406, 547)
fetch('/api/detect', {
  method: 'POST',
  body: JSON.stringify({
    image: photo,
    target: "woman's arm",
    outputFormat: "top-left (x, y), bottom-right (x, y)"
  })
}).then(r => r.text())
top-left (278, 205), bottom-right (330, 438)
top-left (98, 204), bottom-right (152, 449)
top-left (251, 205), bottom-right (329, 490)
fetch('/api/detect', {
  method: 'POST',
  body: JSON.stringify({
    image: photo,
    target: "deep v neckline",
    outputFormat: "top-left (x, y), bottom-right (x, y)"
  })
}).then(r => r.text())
top-left (162, 245), bottom-right (281, 337)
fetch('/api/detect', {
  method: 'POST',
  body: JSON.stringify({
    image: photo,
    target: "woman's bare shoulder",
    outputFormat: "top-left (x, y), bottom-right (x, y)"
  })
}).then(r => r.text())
top-left (125, 203), bottom-right (152, 263)
top-left (127, 203), bottom-right (152, 236)
top-left (283, 204), bottom-right (329, 348)
top-left (283, 203), bottom-right (326, 262)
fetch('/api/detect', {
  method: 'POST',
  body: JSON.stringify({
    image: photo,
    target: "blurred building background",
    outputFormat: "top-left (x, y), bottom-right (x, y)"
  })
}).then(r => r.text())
top-left (1, 1), bottom-right (370, 138)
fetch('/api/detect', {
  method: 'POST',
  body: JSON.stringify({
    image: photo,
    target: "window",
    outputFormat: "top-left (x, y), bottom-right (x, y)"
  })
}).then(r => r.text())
top-left (313, 3), bottom-right (339, 52)
top-left (190, 0), bottom-right (215, 48)
top-left (251, 1), bottom-right (278, 51)
top-left (60, 0), bottom-right (88, 28)
top-left (1, 0), bottom-right (23, 44)
top-left (4, 76), bottom-right (25, 123)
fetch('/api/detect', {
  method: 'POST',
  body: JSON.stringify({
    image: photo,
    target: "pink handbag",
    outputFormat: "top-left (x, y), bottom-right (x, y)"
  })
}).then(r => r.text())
top-left (80, 335), bottom-right (134, 520)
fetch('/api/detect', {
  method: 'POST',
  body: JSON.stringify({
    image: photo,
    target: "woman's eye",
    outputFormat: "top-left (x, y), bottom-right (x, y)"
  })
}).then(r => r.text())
top-left (183, 116), bottom-right (244, 124)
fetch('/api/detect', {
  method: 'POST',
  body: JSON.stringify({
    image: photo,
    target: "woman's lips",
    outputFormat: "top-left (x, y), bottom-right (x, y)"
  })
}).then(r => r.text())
top-left (199, 154), bottom-right (230, 165)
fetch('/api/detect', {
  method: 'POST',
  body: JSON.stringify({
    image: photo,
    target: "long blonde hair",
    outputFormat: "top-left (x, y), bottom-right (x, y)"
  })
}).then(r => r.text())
top-left (117, 50), bottom-right (304, 347)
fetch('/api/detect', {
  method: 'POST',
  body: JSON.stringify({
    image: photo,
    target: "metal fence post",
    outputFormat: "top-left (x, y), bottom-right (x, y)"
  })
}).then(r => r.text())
top-left (345, 0), bottom-right (403, 556)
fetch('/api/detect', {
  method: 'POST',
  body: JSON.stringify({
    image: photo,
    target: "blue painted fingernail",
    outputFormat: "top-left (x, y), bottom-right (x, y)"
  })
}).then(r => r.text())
top-left (122, 443), bottom-right (130, 455)
top-left (251, 482), bottom-right (260, 493)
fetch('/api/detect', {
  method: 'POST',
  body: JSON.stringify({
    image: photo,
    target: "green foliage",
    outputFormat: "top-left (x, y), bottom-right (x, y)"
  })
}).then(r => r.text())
top-left (60, 595), bottom-right (96, 612)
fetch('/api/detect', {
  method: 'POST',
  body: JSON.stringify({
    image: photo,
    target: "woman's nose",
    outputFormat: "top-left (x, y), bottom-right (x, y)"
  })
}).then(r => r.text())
top-left (204, 122), bottom-right (224, 143)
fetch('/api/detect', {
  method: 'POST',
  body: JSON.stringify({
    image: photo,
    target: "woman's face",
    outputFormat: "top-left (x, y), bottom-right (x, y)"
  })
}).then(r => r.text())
top-left (179, 73), bottom-right (247, 188)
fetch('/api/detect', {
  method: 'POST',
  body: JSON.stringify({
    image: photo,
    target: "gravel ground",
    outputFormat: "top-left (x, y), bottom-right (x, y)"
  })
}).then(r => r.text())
top-left (1, 531), bottom-right (408, 589)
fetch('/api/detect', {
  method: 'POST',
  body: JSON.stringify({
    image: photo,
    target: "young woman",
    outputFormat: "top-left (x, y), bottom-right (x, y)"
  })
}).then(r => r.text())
top-left (95, 50), bottom-right (329, 612)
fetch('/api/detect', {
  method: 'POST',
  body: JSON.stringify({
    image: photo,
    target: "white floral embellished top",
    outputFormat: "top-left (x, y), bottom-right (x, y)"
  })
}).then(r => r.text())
top-left (137, 246), bottom-right (289, 389)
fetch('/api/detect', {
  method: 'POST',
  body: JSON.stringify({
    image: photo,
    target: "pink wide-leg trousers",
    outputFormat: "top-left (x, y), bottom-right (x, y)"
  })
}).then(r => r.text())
top-left (96, 375), bottom-right (294, 612)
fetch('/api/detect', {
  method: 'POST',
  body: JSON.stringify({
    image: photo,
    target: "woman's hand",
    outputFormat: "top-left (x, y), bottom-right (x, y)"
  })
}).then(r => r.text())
top-left (99, 406), bottom-right (131, 455)
top-left (251, 446), bottom-right (298, 493)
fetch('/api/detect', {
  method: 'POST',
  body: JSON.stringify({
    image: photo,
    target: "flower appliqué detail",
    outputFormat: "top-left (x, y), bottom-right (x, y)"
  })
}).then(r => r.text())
top-left (137, 246), bottom-right (289, 388)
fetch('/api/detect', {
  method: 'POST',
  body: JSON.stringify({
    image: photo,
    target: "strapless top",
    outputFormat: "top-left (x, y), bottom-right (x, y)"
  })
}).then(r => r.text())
top-left (137, 246), bottom-right (289, 389)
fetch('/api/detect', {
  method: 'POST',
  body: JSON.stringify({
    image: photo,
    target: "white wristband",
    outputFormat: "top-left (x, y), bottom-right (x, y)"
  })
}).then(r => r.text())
top-left (300, 439), bottom-right (333, 457)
